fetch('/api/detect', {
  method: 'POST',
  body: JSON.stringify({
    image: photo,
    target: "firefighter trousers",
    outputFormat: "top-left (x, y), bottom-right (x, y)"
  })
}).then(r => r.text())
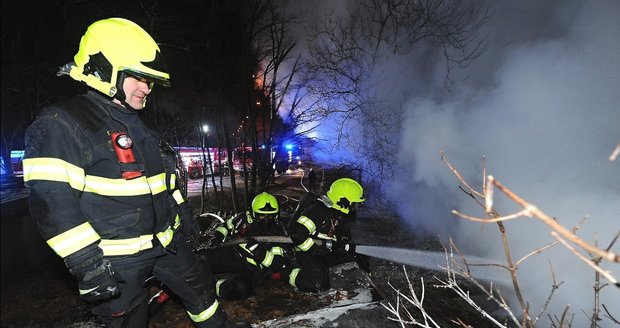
top-left (199, 246), bottom-right (263, 301)
top-left (287, 250), bottom-right (358, 293)
top-left (94, 238), bottom-right (231, 328)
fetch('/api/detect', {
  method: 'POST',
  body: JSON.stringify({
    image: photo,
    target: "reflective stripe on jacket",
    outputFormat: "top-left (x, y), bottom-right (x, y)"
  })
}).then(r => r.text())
top-left (288, 201), bottom-right (339, 255)
top-left (24, 92), bottom-right (182, 259)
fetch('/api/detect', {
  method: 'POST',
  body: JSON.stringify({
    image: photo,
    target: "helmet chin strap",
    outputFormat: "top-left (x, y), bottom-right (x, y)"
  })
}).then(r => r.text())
top-left (113, 71), bottom-right (151, 110)
top-left (113, 71), bottom-right (137, 110)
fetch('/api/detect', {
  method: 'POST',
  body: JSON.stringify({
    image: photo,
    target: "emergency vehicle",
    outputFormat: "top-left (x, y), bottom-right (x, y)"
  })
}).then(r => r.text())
top-left (175, 147), bottom-right (229, 179)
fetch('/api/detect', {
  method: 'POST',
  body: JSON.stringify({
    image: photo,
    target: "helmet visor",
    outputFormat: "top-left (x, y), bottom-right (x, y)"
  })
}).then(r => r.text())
top-left (124, 68), bottom-right (170, 87)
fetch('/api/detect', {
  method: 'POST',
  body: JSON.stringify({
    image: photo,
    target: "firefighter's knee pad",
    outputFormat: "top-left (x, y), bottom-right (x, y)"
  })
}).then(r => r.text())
top-left (216, 276), bottom-right (255, 301)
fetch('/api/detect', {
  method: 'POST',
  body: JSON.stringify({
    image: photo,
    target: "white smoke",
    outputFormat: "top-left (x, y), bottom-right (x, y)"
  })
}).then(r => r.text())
top-left (391, 1), bottom-right (620, 325)
top-left (290, 0), bottom-right (619, 325)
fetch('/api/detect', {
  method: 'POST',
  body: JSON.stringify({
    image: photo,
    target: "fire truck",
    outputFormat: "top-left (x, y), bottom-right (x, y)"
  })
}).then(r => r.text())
top-left (231, 146), bottom-right (254, 174)
top-left (175, 147), bottom-right (229, 179)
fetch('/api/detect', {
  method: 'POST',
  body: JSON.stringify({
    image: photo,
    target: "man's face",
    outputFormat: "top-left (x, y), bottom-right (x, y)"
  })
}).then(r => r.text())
top-left (122, 75), bottom-right (153, 110)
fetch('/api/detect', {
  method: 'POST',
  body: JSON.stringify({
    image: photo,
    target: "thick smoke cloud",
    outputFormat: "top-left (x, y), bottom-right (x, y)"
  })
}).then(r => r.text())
top-left (293, 0), bottom-right (619, 325)
top-left (391, 1), bottom-right (620, 325)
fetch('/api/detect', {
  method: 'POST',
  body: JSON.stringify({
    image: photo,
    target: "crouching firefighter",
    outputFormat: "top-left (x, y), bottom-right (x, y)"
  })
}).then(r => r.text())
top-left (23, 17), bottom-right (242, 328)
top-left (278, 178), bottom-right (369, 293)
top-left (198, 192), bottom-right (289, 300)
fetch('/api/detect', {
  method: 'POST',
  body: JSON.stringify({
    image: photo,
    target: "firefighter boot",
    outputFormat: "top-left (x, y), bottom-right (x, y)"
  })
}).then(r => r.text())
top-left (216, 275), bottom-right (255, 301)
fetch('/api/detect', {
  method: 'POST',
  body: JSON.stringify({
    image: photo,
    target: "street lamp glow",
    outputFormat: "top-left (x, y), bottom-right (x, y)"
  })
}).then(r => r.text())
top-left (202, 124), bottom-right (209, 134)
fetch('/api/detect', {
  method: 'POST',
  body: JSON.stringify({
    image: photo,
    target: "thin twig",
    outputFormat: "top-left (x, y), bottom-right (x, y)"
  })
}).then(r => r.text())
top-left (441, 151), bottom-right (484, 198)
top-left (551, 232), bottom-right (619, 287)
top-left (534, 260), bottom-right (564, 325)
top-left (602, 304), bottom-right (620, 324)
top-left (515, 241), bottom-right (559, 267)
top-left (452, 209), bottom-right (530, 223)
top-left (490, 176), bottom-right (620, 264)
top-left (609, 143), bottom-right (620, 161)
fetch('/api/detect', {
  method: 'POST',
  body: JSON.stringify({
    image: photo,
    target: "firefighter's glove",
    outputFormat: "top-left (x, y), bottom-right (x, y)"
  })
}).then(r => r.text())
top-left (179, 202), bottom-right (200, 248)
top-left (204, 231), bottom-right (223, 248)
top-left (329, 239), bottom-right (356, 253)
top-left (77, 259), bottom-right (122, 303)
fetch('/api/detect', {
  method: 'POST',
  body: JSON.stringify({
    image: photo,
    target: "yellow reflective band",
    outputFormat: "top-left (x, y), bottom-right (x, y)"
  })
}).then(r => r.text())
top-left (46, 222), bottom-right (101, 258)
top-left (297, 216), bottom-right (316, 234)
top-left (84, 175), bottom-right (150, 196)
top-left (317, 233), bottom-right (336, 241)
top-left (270, 246), bottom-right (284, 256)
top-left (187, 299), bottom-right (219, 323)
top-left (23, 158), bottom-right (86, 191)
top-left (170, 174), bottom-right (176, 190)
top-left (226, 218), bottom-right (235, 230)
top-left (173, 214), bottom-right (181, 230)
top-left (99, 235), bottom-right (153, 256)
top-left (261, 250), bottom-right (275, 267)
top-left (296, 238), bottom-right (314, 252)
top-left (289, 268), bottom-right (301, 288)
top-left (147, 173), bottom-right (167, 195)
top-left (156, 227), bottom-right (174, 248)
top-left (172, 189), bottom-right (185, 204)
top-left (215, 226), bottom-right (228, 237)
top-left (79, 286), bottom-right (99, 295)
top-left (238, 243), bottom-right (253, 255)
top-left (246, 257), bottom-right (259, 267)
top-left (215, 279), bottom-right (226, 298)
top-left (246, 211), bottom-right (253, 224)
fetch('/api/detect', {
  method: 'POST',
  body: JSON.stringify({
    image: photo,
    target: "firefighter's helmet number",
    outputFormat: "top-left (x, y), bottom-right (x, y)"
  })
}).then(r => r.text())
top-left (115, 134), bottom-right (133, 149)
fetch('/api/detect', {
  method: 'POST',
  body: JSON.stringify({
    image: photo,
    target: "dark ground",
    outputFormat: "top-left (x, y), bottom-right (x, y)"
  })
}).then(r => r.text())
top-left (1, 170), bottom-right (502, 328)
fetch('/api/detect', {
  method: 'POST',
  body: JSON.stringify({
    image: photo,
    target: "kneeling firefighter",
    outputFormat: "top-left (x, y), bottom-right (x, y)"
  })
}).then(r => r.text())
top-left (23, 18), bottom-right (241, 327)
top-left (279, 178), bottom-right (369, 292)
top-left (199, 192), bottom-right (289, 300)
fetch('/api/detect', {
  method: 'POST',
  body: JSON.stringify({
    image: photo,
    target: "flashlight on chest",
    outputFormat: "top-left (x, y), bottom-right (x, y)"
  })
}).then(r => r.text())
top-left (110, 132), bottom-right (143, 179)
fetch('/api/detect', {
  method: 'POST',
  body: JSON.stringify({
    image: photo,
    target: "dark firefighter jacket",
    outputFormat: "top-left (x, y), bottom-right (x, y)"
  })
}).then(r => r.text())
top-left (288, 197), bottom-right (354, 256)
top-left (213, 210), bottom-right (287, 273)
top-left (23, 91), bottom-right (184, 264)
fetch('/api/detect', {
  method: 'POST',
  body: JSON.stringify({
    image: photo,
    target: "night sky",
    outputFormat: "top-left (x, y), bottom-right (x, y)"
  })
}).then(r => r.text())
top-left (1, 0), bottom-right (251, 149)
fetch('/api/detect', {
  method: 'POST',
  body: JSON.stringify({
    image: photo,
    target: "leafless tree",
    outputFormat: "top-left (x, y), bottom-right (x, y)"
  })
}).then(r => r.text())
top-left (442, 152), bottom-right (619, 327)
top-left (234, 0), bottom-right (305, 195)
top-left (383, 151), bottom-right (618, 327)
top-left (298, 0), bottom-right (490, 185)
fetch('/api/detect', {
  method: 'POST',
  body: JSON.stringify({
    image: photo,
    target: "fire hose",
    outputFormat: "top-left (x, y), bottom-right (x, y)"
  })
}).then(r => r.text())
top-left (221, 235), bottom-right (512, 286)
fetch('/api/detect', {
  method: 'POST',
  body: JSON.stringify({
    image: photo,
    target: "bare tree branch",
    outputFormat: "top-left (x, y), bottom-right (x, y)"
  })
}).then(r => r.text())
top-left (609, 143), bottom-right (620, 161)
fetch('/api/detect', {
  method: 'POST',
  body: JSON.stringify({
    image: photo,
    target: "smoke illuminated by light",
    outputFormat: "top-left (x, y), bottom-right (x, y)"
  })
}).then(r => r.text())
top-left (287, 1), bottom-right (620, 326)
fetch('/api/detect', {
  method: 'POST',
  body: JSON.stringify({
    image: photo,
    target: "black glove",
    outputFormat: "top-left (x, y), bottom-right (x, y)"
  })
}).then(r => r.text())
top-left (203, 231), bottom-right (223, 248)
top-left (66, 244), bottom-right (122, 302)
top-left (179, 202), bottom-right (200, 247)
top-left (77, 259), bottom-right (122, 302)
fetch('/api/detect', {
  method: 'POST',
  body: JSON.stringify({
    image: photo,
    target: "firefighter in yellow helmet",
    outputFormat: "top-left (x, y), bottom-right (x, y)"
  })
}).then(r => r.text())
top-left (280, 178), bottom-right (369, 292)
top-left (23, 18), bottom-right (242, 327)
top-left (198, 192), bottom-right (289, 300)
